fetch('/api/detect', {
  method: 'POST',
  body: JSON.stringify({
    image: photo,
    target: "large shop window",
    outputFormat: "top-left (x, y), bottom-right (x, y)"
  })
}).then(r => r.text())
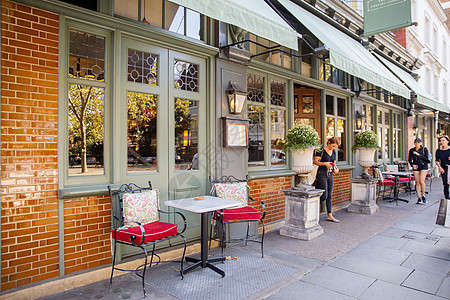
top-left (393, 112), bottom-right (402, 160)
top-left (377, 109), bottom-right (390, 162)
top-left (325, 95), bottom-right (347, 163)
top-left (247, 72), bottom-right (287, 169)
top-left (67, 29), bottom-right (108, 181)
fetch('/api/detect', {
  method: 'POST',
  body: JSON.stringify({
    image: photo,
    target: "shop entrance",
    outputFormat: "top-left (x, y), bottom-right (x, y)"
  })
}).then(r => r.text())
top-left (293, 86), bottom-right (321, 136)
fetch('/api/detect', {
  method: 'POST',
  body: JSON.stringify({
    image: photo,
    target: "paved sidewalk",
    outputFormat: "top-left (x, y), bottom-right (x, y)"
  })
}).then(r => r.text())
top-left (29, 181), bottom-right (450, 299)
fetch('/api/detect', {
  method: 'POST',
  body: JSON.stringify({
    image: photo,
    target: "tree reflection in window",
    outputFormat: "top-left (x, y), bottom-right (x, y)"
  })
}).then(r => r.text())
top-left (127, 92), bottom-right (157, 173)
top-left (174, 98), bottom-right (198, 171)
top-left (68, 84), bottom-right (104, 175)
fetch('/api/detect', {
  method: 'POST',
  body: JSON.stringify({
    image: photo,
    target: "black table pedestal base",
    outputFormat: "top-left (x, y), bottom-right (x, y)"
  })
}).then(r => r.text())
top-left (182, 256), bottom-right (226, 277)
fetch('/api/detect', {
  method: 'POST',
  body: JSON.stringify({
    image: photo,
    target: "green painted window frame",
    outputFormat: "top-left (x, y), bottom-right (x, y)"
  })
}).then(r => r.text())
top-left (247, 70), bottom-right (289, 172)
top-left (58, 20), bottom-right (114, 190)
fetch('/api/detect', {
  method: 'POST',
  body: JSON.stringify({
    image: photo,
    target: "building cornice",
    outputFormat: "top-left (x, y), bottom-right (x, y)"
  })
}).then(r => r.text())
top-left (426, 0), bottom-right (447, 22)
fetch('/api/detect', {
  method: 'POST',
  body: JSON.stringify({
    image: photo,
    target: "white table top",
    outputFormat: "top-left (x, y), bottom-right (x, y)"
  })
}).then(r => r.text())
top-left (381, 171), bottom-right (413, 176)
top-left (165, 196), bottom-right (240, 214)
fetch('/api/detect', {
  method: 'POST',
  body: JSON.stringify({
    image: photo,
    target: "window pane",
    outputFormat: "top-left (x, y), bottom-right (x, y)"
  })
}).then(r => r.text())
top-left (186, 9), bottom-right (201, 39)
top-left (248, 105), bottom-right (265, 166)
top-left (68, 84), bottom-right (104, 176)
top-left (337, 119), bottom-right (346, 161)
top-left (384, 111), bottom-right (390, 125)
top-left (270, 80), bottom-right (285, 106)
top-left (383, 128), bottom-right (389, 161)
top-left (247, 73), bottom-right (264, 103)
top-left (166, 2), bottom-right (184, 35)
top-left (69, 30), bottom-right (105, 81)
top-left (326, 95), bottom-right (334, 115)
top-left (127, 48), bottom-right (158, 85)
top-left (378, 127), bottom-right (382, 159)
top-left (337, 98), bottom-right (345, 117)
top-left (175, 99), bottom-right (198, 171)
top-left (377, 110), bottom-right (382, 124)
top-left (326, 117), bottom-right (335, 139)
top-left (127, 92), bottom-right (157, 173)
top-left (174, 60), bottom-right (199, 92)
top-left (271, 109), bottom-right (285, 166)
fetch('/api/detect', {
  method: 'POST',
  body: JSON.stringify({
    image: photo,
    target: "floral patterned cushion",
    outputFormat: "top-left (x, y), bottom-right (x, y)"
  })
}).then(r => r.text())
top-left (123, 190), bottom-right (159, 227)
top-left (214, 182), bottom-right (248, 207)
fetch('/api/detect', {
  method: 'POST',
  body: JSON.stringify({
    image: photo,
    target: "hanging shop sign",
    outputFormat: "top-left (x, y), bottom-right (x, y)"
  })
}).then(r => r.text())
top-left (363, 0), bottom-right (412, 36)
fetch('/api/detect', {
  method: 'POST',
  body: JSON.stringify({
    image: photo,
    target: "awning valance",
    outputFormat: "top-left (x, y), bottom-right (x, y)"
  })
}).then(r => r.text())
top-left (374, 53), bottom-right (449, 113)
top-left (278, 0), bottom-right (410, 99)
top-left (167, 0), bottom-right (299, 50)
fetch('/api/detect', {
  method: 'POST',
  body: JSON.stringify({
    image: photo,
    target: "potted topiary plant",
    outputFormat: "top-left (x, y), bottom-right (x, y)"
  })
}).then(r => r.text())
top-left (284, 124), bottom-right (320, 187)
top-left (352, 130), bottom-right (379, 177)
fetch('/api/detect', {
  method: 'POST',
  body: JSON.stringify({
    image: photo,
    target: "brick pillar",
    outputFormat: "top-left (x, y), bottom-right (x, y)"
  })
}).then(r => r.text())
top-left (1, 0), bottom-right (59, 290)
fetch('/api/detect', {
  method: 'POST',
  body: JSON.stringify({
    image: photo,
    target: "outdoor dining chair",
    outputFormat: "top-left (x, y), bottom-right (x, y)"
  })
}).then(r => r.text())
top-left (209, 175), bottom-right (266, 257)
top-left (373, 167), bottom-right (395, 200)
top-left (107, 181), bottom-right (187, 297)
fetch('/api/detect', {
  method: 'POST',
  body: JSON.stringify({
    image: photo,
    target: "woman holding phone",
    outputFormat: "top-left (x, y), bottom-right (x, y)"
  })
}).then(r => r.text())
top-left (314, 137), bottom-right (340, 223)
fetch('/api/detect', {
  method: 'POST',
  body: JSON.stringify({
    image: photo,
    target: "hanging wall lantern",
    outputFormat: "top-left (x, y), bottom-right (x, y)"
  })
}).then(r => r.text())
top-left (226, 81), bottom-right (247, 114)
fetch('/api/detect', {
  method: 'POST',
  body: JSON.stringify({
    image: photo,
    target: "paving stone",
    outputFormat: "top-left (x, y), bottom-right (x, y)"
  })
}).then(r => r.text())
top-left (436, 276), bottom-right (450, 298)
top-left (380, 227), bottom-right (409, 238)
top-left (347, 243), bottom-right (411, 265)
top-left (301, 265), bottom-right (375, 298)
top-left (432, 226), bottom-right (450, 238)
top-left (402, 269), bottom-right (446, 295)
top-left (360, 234), bottom-right (409, 250)
top-left (402, 253), bottom-right (450, 276)
top-left (329, 255), bottom-right (413, 284)
top-left (359, 280), bottom-right (444, 300)
top-left (435, 236), bottom-right (450, 248)
top-left (400, 239), bottom-right (450, 261)
top-left (400, 231), bottom-right (442, 245)
top-left (266, 280), bottom-right (355, 300)
top-left (393, 219), bottom-right (437, 234)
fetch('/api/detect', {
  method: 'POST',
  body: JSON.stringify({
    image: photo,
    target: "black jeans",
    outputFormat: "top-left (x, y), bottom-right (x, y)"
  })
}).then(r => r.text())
top-left (316, 171), bottom-right (333, 214)
top-left (441, 167), bottom-right (449, 199)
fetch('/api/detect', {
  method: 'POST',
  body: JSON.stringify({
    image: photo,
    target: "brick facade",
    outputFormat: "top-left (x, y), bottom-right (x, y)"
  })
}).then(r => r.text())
top-left (64, 196), bottom-right (112, 275)
top-left (1, 0), bottom-right (60, 290)
top-left (248, 176), bottom-right (292, 224)
top-left (249, 172), bottom-right (351, 225)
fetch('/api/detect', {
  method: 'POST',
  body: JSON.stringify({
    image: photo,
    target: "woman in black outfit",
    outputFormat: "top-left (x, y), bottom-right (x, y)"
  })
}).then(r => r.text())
top-left (314, 137), bottom-right (340, 223)
top-left (435, 135), bottom-right (450, 199)
top-left (408, 138), bottom-right (430, 204)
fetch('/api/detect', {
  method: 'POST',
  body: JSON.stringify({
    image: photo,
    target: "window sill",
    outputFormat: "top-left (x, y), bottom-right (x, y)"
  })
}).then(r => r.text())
top-left (248, 169), bottom-right (296, 180)
top-left (59, 184), bottom-right (113, 200)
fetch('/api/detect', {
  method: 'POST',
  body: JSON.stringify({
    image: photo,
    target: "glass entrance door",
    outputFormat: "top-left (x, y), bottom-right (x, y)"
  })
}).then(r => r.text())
top-left (118, 38), bottom-right (207, 258)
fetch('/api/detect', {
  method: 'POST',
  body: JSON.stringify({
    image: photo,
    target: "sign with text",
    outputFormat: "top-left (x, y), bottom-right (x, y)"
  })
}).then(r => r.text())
top-left (363, 0), bottom-right (412, 36)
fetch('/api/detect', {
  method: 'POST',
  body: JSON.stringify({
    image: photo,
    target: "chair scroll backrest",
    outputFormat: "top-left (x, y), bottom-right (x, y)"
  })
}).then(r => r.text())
top-left (373, 167), bottom-right (384, 182)
top-left (108, 181), bottom-right (159, 228)
top-left (385, 164), bottom-right (398, 172)
top-left (210, 175), bottom-right (249, 207)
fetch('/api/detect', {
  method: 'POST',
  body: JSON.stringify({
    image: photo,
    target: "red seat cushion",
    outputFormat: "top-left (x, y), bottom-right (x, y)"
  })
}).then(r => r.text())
top-left (426, 173), bottom-right (431, 178)
top-left (378, 179), bottom-right (395, 186)
top-left (112, 221), bottom-right (177, 245)
top-left (398, 177), bottom-right (410, 183)
top-left (410, 176), bottom-right (415, 180)
top-left (215, 206), bottom-right (261, 222)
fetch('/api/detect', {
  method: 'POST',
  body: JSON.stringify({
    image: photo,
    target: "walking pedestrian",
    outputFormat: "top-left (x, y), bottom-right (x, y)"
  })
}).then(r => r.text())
top-left (435, 135), bottom-right (450, 199)
top-left (408, 138), bottom-right (430, 204)
top-left (314, 137), bottom-right (340, 223)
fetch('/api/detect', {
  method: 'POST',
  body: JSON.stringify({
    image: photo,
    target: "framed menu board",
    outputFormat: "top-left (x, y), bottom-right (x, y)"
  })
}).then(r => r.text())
top-left (222, 117), bottom-right (249, 148)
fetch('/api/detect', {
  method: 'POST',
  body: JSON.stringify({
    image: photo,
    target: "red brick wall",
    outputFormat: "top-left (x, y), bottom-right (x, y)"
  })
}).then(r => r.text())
top-left (331, 169), bottom-right (351, 207)
top-left (248, 176), bottom-right (292, 224)
top-left (64, 196), bottom-right (111, 275)
top-left (1, 0), bottom-right (60, 290)
top-left (392, 28), bottom-right (407, 48)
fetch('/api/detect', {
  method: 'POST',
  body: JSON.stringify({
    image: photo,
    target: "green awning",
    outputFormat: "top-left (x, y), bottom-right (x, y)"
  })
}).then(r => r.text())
top-left (167, 0), bottom-right (299, 50)
top-left (278, 0), bottom-right (410, 99)
top-left (374, 53), bottom-right (449, 113)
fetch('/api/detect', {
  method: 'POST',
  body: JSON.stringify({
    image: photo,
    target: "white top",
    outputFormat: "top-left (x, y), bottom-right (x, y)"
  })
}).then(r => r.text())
top-left (165, 196), bottom-right (240, 214)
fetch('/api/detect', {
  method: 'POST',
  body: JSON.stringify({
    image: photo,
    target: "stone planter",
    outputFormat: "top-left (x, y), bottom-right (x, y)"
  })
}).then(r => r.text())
top-left (348, 178), bottom-right (379, 214)
top-left (292, 147), bottom-right (315, 189)
top-left (280, 187), bottom-right (325, 240)
top-left (357, 147), bottom-right (377, 175)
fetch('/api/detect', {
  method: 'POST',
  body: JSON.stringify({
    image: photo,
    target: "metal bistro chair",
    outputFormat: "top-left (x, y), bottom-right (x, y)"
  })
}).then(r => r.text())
top-left (107, 181), bottom-right (187, 297)
top-left (373, 167), bottom-right (395, 201)
top-left (209, 175), bottom-right (266, 257)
